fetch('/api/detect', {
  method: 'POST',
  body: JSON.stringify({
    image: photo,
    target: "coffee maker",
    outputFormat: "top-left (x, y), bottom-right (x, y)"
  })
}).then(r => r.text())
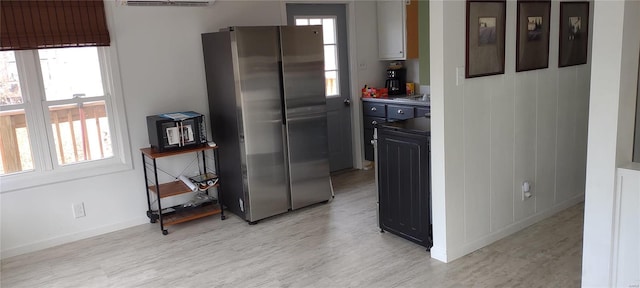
top-left (385, 66), bottom-right (406, 96)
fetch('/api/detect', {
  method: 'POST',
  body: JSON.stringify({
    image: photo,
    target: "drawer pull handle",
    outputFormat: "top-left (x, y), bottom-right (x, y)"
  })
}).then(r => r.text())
top-left (371, 107), bottom-right (377, 112)
top-left (397, 109), bottom-right (404, 114)
top-left (372, 120), bottom-right (377, 125)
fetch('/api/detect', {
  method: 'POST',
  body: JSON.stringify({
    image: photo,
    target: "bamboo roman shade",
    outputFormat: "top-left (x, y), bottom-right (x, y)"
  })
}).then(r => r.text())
top-left (0, 0), bottom-right (110, 51)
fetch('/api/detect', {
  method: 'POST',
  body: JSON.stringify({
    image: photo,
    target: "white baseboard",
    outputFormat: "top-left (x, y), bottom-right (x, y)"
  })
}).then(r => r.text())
top-left (1, 217), bottom-right (148, 260)
top-left (438, 194), bottom-right (585, 262)
top-left (430, 245), bottom-right (448, 262)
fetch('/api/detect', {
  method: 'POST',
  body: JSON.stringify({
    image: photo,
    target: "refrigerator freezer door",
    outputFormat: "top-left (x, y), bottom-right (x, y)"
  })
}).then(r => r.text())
top-left (234, 27), bottom-right (290, 221)
top-left (280, 25), bottom-right (333, 209)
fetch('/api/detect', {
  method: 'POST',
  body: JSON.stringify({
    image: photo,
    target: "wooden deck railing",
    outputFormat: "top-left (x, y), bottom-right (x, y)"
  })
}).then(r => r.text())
top-left (0, 102), bottom-right (109, 174)
top-left (0, 109), bottom-right (25, 173)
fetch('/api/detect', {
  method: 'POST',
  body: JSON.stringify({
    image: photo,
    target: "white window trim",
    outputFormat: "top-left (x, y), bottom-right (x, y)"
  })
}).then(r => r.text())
top-left (294, 15), bottom-right (341, 98)
top-left (0, 46), bottom-right (132, 193)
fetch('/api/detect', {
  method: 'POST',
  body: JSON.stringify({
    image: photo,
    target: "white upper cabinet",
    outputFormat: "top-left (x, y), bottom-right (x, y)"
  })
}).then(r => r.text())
top-left (376, 0), bottom-right (419, 60)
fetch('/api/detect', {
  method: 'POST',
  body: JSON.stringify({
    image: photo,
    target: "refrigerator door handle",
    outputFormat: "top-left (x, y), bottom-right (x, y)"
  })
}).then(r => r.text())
top-left (277, 61), bottom-right (287, 125)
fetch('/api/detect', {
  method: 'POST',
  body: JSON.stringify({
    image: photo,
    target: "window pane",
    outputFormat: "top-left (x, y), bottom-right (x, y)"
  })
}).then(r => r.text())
top-left (0, 109), bottom-right (34, 175)
top-left (325, 71), bottom-right (339, 97)
top-left (295, 18), bottom-right (309, 26)
top-left (324, 45), bottom-right (337, 71)
top-left (322, 18), bottom-right (336, 45)
top-left (49, 101), bottom-right (113, 165)
top-left (0, 51), bottom-right (23, 105)
top-left (309, 18), bottom-right (322, 25)
top-left (39, 47), bottom-right (104, 101)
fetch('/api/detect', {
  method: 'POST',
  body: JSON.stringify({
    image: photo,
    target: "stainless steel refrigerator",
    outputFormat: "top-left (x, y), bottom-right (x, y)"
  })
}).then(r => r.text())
top-left (202, 26), bottom-right (332, 224)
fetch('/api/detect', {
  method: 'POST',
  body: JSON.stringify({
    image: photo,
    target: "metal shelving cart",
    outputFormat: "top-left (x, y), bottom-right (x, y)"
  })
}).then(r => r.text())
top-left (141, 144), bottom-right (226, 235)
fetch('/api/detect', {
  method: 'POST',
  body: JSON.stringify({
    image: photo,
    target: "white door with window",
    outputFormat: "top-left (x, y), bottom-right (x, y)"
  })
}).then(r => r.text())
top-left (287, 4), bottom-right (353, 172)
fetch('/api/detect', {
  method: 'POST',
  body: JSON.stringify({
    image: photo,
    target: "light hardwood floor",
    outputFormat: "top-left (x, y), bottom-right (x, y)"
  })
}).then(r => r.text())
top-left (1, 169), bottom-right (583, 287)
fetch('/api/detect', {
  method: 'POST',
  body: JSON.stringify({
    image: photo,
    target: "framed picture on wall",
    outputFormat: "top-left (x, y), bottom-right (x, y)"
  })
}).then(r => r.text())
top-left (466, 0), bottom-right (506, 78)
top-left (559, 2), bottom-right (590, 67)
top-left (516, 0), bottom-right (551, 72)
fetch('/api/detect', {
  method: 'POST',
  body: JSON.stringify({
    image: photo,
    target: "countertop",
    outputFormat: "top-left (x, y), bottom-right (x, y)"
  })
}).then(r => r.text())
top-left (376, 117), bottom-right (431, 135)
top-left (361, 94), bottom-right (430, 107)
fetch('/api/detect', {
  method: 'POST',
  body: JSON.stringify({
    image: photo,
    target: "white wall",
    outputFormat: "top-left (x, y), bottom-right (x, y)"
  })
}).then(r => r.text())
top-left (582, 0), bottom-right (640, 286)
top-left (0, 0), bottom-right (381, 258)
top-left (611, 165), bottom-right (640, 288)
top-left (352, 0), bottom-right (388, 168)
top-left (0, 0), bottom-right (284, 259)
top-left (430, 0), bottom-right (590, 262)
top-left (635, 65), bottom-right (640, 162)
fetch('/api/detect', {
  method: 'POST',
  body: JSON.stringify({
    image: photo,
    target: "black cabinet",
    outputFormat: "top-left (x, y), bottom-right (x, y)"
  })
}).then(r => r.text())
top-left (362, 99), bottom-right (429, 161)
top-left (363, 102), bottom-right (387, 161)
top-left (377, 118), bottom-right (432, 249)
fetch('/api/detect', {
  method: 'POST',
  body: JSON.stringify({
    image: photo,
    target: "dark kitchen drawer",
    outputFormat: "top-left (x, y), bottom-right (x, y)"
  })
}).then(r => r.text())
top-left (364, 116), bottom-right (386, 129)
top-left (416, 107), bottom-right (430, 118)
top-left (387, 105), bottom-right (415, 120)
top-left (363, 102), bottom-right (386, 117)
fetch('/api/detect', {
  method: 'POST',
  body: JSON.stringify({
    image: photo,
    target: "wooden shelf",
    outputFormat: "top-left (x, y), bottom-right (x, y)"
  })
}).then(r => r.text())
top-left (148, 181), bottom-right (220, 198)
top-left (163, 203), bottom-right (222, 226)
top-left (148, 181), bottom-right (192, 198)
top-left (140, 144), bottom-right (217, 159)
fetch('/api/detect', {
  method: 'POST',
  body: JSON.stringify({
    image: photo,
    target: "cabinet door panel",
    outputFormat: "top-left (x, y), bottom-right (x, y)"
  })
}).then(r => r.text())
top-left (377, 0), bottom-right (406, 60)
top-left (377, 129), bottom-right (430, 246)
top-left (405, 0), bottom-right (419, 59)
top-left (364, 128), bottom-right (374, 161)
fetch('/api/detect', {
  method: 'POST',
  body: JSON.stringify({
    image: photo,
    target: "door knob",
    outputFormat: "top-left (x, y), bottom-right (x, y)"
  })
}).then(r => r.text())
top-left (343, 99), bottom-right (351, 106)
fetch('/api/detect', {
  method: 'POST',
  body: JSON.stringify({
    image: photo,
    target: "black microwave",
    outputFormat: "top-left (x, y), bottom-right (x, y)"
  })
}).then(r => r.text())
top-left (146, 111), bottom-right (207, 152)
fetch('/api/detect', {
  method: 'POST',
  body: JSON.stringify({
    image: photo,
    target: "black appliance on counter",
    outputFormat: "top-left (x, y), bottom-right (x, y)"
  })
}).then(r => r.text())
top-left (385, 66), bottom-right (406, 95)
top-left (374, 117), bottom-right (432, 250)
top-left (146, 111), bottom-right (207, 152)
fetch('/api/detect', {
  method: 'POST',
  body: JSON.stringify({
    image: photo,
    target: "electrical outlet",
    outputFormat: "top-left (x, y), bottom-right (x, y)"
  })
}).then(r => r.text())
top-left (522, 181), bottom-right (533, 200)
top-left (73, 202), bottom-right (86, 218)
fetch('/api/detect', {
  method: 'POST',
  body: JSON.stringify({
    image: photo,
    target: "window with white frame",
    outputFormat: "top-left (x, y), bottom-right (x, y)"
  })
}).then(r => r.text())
top-left (0, 47), bottom-right (129, 191)
top-left (294, 17), bottom-right (339, 97)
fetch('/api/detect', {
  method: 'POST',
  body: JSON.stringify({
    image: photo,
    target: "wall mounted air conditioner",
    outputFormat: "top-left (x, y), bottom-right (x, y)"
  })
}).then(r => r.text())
top-left (123, 0), bottom-right (214, 6)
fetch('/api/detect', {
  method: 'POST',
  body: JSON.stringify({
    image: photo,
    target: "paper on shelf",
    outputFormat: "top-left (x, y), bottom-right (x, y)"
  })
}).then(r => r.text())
top-left (159, 111), bottom-right (201, 121)
top-left (179, 175), bottom-right (197, 192)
